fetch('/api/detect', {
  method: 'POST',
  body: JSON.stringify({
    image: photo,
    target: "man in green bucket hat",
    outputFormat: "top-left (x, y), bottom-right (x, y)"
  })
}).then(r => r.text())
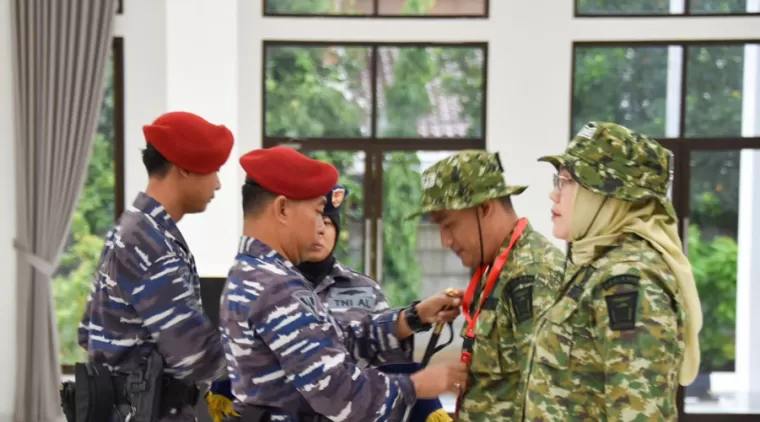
top-left (409, 150), bottom-right (566, 421)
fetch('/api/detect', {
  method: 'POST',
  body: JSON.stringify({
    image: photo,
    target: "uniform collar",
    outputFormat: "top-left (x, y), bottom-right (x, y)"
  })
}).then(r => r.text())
top-left (236, 235), bottom-right (296, 269)
top-left (493, 219), bottom-right (534, 261)
top-left (311, 260), bottom-right (355, 294)
top-left (133, 192), bottom-right (188, 249)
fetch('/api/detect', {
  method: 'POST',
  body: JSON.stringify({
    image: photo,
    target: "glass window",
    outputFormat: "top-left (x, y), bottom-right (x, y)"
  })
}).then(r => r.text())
top-left (264, 45), bottom-right (373, 139)
top-left (264, 0), bottom-right (373, 15)
top-left (576, 0), bottom-right (671, 15)
top-left (685, 149), bottom-right (760, 415)
top-left (264, 0), bottom-right (488, 16)
top-left (576, 0), bottom-right (756, 15)
top-left (376, 46), bottom-right (485, 138)
top-left (377, 0), bottom-right (487, 16)
top-left (573, 42), bottom-right (760, 140)
top-left (690, 0), bottom-right (749, 14)
top-left (54, 46), bottom-right (121, 366)
top-left (572, 46), bottom-right (671, 138)
top-left (685, 44), bottom-right (758, 138)
top-left (264, 43), bottom-right (486, 141)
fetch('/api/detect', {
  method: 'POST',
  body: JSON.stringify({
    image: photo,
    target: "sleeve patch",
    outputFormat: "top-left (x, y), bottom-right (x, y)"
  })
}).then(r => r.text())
top-left (605, 291), bottom-right (638, 331)
top-left (504, 275), bottom-right (535, 324)
top-left (292, 290), bottom-right (326, 322)
top-left (601, 274), bottom-right (640, 291)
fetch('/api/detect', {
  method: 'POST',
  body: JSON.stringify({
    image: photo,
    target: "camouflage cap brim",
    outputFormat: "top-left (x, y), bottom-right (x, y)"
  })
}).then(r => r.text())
top-left (537, 154), bottom-right (567, 170)
top-left (539, 153), bottom-right (677, 221)
top-left (406, 184), bottom-right (528, 219)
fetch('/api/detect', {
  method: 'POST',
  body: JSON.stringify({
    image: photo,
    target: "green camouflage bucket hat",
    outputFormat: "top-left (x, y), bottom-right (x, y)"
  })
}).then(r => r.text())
top-left (407, 150), bottom-right (528, 219)
top-left (538, 121), bottom-right (676, 221)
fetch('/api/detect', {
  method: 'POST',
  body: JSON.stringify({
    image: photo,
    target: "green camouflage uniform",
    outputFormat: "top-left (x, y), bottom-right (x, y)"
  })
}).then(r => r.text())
top-left (410, 150), bottom-right (566, 421)
top-left (524, 122), bottom-right (685, 421)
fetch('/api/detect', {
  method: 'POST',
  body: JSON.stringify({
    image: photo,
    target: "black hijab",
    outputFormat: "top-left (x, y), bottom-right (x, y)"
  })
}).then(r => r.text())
top-left (296, 186), bottom-right (347, 286)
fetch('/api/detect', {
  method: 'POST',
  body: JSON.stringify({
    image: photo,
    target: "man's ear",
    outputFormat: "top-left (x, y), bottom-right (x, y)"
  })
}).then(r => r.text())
top-left (481, 200), bottom-right (495, 218)
top-left (272, 195), bottom-right (290, 224)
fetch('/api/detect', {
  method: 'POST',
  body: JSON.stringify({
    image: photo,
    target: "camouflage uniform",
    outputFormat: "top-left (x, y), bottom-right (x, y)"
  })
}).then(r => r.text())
top-left (79, 192), bottom-right (226, 421)
top-left (313, 260), bottom-right (414, 367)
top-left (411, 150), bottom-right (566, 421)
top-left (220, 236), bottom-right (417, 421)
top-left (524, 122), bottom-right (685, 421)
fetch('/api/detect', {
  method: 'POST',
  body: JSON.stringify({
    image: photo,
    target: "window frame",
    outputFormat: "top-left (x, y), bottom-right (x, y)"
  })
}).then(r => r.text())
top-left (574, 0), bottom-right (760, 18)
top-left (59, 36), bottom-right (126, 376)
top-left (261, 40), bottom-right (489, 150)
top-left (262, 40), bottom-right (488, 281)
top-left (572, 39), bottom-right (760, 421)
top-left (262, 0), bottom-right (490, 19)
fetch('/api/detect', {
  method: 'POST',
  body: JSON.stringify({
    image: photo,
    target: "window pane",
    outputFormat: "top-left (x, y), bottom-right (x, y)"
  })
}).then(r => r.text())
top-left (690, 0), bottom-right (748, 14)
top-left (306, 150), bottom-right (367, 272)
top-left (573, 46), bottom-right (670, 138)
top-left (576, 0), bottom-right (670, 15)
top-left (685, 44), bottom-right (756, 138)
top-left (55, 52), bottom-right (116, 366)
top-left (264, 0), bottom-right (373, 15)
top-left (685, 149), bottom-right (760, 414)
top-left (264, 45), bottom-right (372, 139)
top-left (377, 0), bottom-right (487, 16)
top-left (376, 46), bottom-right (485, 138)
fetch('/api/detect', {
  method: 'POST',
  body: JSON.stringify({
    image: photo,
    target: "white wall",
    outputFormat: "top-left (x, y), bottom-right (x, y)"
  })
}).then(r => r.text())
top-left (0, 0), bottom-right (17, 417)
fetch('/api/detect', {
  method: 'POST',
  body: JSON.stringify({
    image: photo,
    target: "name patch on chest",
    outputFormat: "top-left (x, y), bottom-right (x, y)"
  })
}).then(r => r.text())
top-left (505, 276), bottom-right (535, 324)
top-left (326, 287), bottom-right (377, 310)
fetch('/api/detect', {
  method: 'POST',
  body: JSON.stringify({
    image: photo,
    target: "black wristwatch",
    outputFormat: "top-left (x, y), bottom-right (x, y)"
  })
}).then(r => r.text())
top-left (404, 300), bottom-right (432, 333)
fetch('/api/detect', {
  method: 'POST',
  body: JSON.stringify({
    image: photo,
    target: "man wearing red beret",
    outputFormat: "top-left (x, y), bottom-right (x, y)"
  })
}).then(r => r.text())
top-left (75, 111), bottom-right (234, 421)
top-left (217, 146), bottom-right (468, 422)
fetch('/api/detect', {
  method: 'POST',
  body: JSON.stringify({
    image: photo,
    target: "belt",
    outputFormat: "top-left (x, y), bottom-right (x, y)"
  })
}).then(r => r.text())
top-left (111, 374), bottom-right (200, 409)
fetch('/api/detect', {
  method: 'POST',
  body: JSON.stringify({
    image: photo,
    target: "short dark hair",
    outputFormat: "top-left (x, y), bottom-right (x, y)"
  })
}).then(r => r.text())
top-left (242, 181), bottom-right (275, 217)
top-left (142, 143), bottom-right (172, 177)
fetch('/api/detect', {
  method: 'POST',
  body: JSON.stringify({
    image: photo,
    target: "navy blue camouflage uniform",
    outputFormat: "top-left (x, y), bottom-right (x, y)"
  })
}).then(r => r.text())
top-left (296, 186), bottom-right (452, 422)
top-left (79, 192), bottom-right (226, 421)
top-left (220, 236), bottom-right (418, 421)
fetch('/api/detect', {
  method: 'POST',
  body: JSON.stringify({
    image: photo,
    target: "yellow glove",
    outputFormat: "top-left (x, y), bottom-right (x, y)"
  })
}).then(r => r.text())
top-left (426, 408), bottom-right (453, 422)
top-left (205, 392), bottom-right (240, 422)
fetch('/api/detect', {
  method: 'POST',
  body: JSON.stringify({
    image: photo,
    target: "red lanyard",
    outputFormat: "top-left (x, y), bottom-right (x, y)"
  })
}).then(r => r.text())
top-left (455, 217), bottom-right (528, 414)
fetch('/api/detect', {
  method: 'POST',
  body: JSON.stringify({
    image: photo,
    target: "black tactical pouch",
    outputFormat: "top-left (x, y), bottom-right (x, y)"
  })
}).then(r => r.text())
top-left (73, 362), bottom-right (115, 422)
top-left (237, 405), bottom-right (272, 422)
top-left (59, 381), bottom-right (76, 422)
top-left (126, 350), bottom-right (164, 422)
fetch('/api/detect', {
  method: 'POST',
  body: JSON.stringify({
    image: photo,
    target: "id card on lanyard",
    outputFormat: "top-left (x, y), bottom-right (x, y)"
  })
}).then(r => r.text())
top-left (455, 217), bottom-right (528, 415)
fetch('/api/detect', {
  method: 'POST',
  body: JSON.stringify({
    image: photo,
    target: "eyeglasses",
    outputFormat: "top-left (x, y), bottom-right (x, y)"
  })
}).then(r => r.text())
top-left (552, 174), bottom-right (574, 191)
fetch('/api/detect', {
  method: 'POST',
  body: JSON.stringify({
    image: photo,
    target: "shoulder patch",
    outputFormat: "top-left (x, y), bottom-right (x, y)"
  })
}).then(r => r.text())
top-left (292, 290), bottom-right (326, 322)
top-left (504, 275), bottom-right (535, 324)
top-left (605, 291), bottom-right (638, 331)
top-left (601, 274), bottom-right (640, 292)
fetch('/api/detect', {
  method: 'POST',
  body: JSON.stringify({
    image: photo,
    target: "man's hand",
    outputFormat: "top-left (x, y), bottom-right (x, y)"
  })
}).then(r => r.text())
top-left (416, 288), bottom-right (463, 325)
top-left (410, 361), bottom-right (468, 399)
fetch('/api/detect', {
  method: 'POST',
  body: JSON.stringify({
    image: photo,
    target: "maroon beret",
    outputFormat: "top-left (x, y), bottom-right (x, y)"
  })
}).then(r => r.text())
top-left (239, 146), bottom-right (338, 200)
top-left (143, 111), bottom-right (234, 174)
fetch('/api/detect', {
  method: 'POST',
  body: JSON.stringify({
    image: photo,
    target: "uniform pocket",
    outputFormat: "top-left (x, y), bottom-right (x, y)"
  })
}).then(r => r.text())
top-left (535, 298), bottom-right (578, 371)
top-left (469, 309), bottom-right (520, 375)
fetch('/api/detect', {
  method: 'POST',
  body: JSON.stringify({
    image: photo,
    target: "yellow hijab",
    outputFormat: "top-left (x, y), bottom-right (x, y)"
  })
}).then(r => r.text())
top-left (569, 186), bottom-right (702, 386)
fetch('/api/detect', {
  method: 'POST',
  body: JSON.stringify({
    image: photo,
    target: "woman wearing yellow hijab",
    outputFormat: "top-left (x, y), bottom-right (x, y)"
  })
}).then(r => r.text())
top-left (522, 122), bottom-right (702, 421)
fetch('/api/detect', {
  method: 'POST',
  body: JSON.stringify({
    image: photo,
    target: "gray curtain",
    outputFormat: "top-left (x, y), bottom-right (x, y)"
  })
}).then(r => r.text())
top-left (10, 0), bottom-right (116, 421)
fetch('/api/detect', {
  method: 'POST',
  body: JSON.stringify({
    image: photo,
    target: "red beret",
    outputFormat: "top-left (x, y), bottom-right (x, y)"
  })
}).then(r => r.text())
top-left (142, 111), bottom-right (234, 174)
top-left (239, 146), bottom-right (338, 200)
